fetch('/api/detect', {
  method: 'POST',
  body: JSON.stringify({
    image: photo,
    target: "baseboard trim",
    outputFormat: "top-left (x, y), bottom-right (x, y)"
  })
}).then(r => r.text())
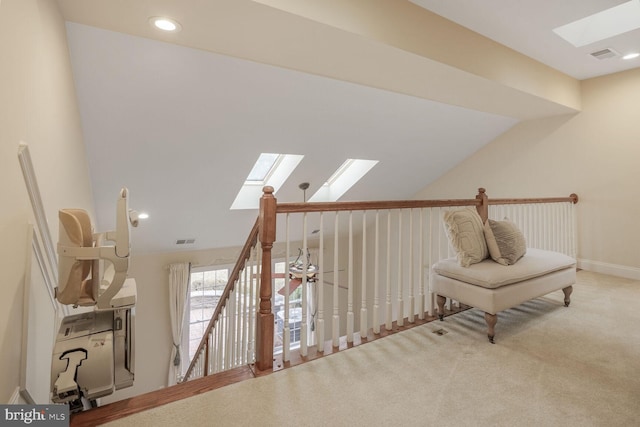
top-left (578, 259), bottom-right (640, 280)
top-left (8, 387), bottom-right (20, 404)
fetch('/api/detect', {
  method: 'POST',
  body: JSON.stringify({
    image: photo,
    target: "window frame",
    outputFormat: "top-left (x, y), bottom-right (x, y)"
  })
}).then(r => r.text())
top-left (181, 264), bottom-right (233, 376)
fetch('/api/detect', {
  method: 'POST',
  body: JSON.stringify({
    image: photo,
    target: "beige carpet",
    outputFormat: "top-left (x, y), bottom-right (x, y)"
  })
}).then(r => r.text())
top-left (106, 271), bottom-right (640, 427)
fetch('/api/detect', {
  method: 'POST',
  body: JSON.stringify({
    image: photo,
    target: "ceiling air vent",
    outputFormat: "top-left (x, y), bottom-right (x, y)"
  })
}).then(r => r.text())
top-left (590, 48), bottom-right (619, 60)
top-left (176, 238), bottom-right (196, 245)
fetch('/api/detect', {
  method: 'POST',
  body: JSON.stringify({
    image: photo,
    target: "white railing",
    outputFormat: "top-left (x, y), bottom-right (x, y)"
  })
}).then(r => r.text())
top-left (183, 188), bottom-right (578, 375)
top-left (183, 221), bottom-right (260, 381)
top-left (488, 201), bottom-right (577, 258)
top-left (273, 190), bottom-right (578, 362)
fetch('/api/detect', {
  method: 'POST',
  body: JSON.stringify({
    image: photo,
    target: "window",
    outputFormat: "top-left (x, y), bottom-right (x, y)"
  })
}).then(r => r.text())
top-left (182, 266), bottom-right (230, 373)
top-left (182, 260), bottom-right (307, 370)
top-left (246, 152), bottom-right (281, 182)
top-left (273, 261), bottom-right (303, 354)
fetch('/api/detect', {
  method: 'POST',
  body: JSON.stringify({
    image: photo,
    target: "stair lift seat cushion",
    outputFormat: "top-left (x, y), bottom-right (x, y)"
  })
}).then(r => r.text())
top-left (483, 219), bottom-right (527, 266)
top-left (58, 209), bottom-right (96, 306)
top-left (442, 208), bottom-right (489, 267)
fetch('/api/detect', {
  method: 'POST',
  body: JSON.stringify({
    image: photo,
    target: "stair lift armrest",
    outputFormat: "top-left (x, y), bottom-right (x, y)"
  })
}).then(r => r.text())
top-left (58, 245), bottom-right (101, 260)
top-left (96, 258), bottom-right (130, 310)
top-left (58, 244), bottom-right (122, 263)
top-left (100, 188), bottom-right (133, 258)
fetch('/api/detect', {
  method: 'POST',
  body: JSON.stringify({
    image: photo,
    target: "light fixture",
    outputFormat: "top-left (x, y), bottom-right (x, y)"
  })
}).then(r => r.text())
top-left (149, 17), bottom-right (182, 32)
top-left (138, 212), bottom-right (149, 219)
top-left (299, 182), bottom-right (310, 202)
top-left (623, 52), bottom-right (640, 60)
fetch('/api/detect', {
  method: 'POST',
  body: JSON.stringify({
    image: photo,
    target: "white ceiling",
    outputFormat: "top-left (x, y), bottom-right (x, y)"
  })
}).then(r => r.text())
top-left (58, 0), bottom-right (639, 254)
top-left (410, 0), bottom-right (640, 80)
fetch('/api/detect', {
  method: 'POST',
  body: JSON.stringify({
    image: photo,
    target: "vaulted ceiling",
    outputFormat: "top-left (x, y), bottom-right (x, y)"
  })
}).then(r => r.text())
top-left (56, 0), bottom-right (639, 254)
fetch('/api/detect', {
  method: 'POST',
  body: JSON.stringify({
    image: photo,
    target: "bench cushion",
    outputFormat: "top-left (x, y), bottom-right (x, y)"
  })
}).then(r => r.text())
top-left (432, 248), bottom-right (576, 289)
top-left (431, 267), bottom-right (576, 314)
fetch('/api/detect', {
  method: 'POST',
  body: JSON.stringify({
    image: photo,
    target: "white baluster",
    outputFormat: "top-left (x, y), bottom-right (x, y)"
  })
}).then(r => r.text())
top-left (234, 288), bottom-right (239, 366)
top-left (385, 210), bottom-right (392, 330)
top-left (228, 293), bottom-right (236, 367)
top-left (408, 209), bottom-right (415, 324)
top-left (418, 208), bottom-right (425, 320)
top-left (566, 202), bottom-right (571, 255)
top-left (301, 212), bottom-right (308, 356)
top-left (239, 265), bottom-right (245, 364)
top-left (427, 208), bottom-right (434, 316)
top-left (211, 309), bottom-right (217, 373)
top-left (397, 210), bottom-right (404, 326)
top-left (220, 305), bottom-right (226, 371)
top-left (556, 203), bottom-right (562, 253)
top-left (360, 211), bottom-right (368, 338)
top-left (283, 214), bottom-right (290, 361)
top-left (559, 203), bottom-right (564, 254)
top-left (317, 212), bottom-right (325, 352)
top-left (333, 212), bottom-right (340, 347)
top-left (248, 246), bottom-right (258, 364)
top-left (373, 211), bottom-right (381, 334)
top-left (571, 202), bottom-right (577, 259)
top-left (347, 211), bottom-right (354, 343)
top-left (216, 327), bottom-right (222, 372)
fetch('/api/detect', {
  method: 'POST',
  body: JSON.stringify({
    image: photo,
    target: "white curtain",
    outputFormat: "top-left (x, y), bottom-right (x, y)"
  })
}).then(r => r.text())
top-left (168, 262), bottom-right (190, 386)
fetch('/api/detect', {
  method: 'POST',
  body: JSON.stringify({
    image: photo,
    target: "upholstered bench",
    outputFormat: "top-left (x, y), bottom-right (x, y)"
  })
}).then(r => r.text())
top-left (431, 248), bottom-right (576, 343)
top-left (431, 207), bottom-right (576, 343)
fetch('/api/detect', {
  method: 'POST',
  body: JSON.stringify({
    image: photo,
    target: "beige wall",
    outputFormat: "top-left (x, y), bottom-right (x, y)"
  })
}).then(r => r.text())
top-left (414, 67), bottom-right (640, 277)
top-left (0, 0), bottom-right (93, 402)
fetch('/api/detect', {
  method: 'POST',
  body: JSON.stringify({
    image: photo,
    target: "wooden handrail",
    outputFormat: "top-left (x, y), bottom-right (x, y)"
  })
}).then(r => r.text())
top-left (488, 193), bottom-right (579, 205)
top-left (182, 217), bottom-right (260, 381)
top-left (275, 191), bottom-right (578, 213)
top-left (277, 198), bottom-right (480, 213)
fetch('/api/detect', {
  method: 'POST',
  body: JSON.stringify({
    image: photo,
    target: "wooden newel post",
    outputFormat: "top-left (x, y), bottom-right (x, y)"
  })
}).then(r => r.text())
top-left (256, 186), bottom-right (276, 371)
top-left (476, 188), bottom-right (489, 223)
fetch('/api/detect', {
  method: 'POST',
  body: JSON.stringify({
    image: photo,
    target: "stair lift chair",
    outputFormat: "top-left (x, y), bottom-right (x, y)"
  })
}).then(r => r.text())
top-left (51, 188), bottom-right (138, 412)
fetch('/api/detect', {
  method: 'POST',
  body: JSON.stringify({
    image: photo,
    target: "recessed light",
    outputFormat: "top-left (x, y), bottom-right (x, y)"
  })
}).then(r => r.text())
top-left (138, 212), bottom-right (149, 219)
top-left (149, 17), bottom-right (182, 32)
top-left (623, 52), bottom-right (640, 60)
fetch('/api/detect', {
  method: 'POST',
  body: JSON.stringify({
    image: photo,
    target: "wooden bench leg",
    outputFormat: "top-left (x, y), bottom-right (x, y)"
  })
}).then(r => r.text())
top-left (563, 285), bottom-right (573, 307)
top-left (437, 295), bottom-right (446, 321)
top-left (484, 312), bottom-right (497, 344)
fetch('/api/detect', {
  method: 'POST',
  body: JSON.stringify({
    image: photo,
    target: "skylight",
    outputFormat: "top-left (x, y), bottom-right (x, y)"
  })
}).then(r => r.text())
top-left (246, 153), bottom-right (280, 182)
top-left (230, 153), bottom-right (303, 210)
top-left (553, 0), bottom-right (640, 47)
top-left (308, 159), bottom-right (378, 202)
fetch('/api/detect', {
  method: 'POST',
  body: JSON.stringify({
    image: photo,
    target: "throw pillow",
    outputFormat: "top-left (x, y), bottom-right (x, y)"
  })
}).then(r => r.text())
top-left (442, 208), bottom-right (489, 267)
top-left (483, 219), bottom-right (527, 265)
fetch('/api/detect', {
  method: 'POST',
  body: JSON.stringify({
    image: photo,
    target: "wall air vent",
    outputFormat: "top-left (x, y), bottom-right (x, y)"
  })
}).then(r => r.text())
top-left (590, 48), bottom-right (619, 60)
top-left (176, 238), bottom-right (196, 245)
